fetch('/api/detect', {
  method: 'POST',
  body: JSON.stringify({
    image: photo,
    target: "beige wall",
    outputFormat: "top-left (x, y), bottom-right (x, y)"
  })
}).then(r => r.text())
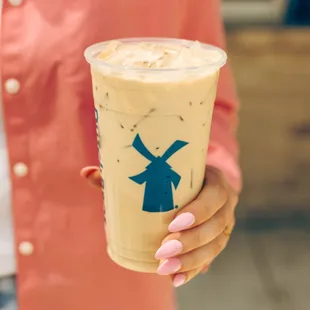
top-left (227, 28), bottom-right (310, 214)
top-left (222, 0), bottom-right (286, 24)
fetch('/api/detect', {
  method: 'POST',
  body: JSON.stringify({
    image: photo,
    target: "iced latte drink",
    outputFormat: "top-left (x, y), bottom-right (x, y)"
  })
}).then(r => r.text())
top-left (84, 38), bottom-right (227, 272)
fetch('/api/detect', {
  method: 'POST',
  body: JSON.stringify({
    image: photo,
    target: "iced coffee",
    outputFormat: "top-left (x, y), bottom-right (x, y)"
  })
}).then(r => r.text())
top-left (84, 38), bottom-right (227, 272)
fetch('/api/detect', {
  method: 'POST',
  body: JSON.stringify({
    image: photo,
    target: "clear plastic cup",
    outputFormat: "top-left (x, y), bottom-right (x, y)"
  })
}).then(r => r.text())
top-left (85, 38), bottom-right (227, 272)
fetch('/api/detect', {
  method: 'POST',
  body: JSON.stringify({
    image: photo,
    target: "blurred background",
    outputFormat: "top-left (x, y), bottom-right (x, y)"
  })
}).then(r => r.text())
top-left (177, 0), bottom-right (310, 309)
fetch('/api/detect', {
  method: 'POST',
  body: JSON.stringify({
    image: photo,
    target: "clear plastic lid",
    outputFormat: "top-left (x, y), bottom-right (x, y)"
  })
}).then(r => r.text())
top-left (84, 38), bottom-right (227, 81)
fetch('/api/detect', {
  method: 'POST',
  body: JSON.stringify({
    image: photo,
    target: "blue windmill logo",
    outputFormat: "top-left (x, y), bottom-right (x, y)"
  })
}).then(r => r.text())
top-left (129, 134), bottom-right (188, 213)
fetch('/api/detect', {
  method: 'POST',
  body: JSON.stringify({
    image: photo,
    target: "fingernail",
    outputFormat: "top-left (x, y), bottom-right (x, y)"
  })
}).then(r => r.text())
top-left (173, 274), bottom-right (186, 287)
top-left (80, 166), bottom-right (99, 178)
top-left (157, 258), bottom-right (181, 275)
top-left (155, 240), bottom-right (183, 260)
top-left (168, 213), bottom-right (195, 232)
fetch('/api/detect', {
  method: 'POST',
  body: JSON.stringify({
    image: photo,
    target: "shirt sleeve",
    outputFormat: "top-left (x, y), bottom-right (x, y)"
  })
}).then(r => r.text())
top-left (207, 65), bottom-right (242, 193)
top-left (199, 0), bottom-right (242, 192)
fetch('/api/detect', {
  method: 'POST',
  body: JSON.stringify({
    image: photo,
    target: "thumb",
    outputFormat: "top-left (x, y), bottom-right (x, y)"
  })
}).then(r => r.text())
top-left (80, 166), bottom-right (102, 189)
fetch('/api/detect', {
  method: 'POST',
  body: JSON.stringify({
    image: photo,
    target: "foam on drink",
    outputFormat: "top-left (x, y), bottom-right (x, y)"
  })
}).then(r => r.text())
top-left (87, 38), bottom-right (226, 82)
top-left (97, 40), bottom-right (223, 69)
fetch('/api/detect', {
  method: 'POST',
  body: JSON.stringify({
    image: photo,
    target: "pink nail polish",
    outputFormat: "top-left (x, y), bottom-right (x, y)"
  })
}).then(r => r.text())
top-left (157, 258), bottom-right (181, 275)
top-left (168, 212), bottom-right (195, 232)
top-left (173, 274), bottom-right (186, 287)
top-left (155, 240), bottom-right (183, 260)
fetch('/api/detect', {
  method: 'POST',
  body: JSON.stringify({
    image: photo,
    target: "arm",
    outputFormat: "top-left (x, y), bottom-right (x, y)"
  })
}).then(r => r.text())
top-left (196, 0), bottom-right (242, 193)
top-left (208, 64), bottom-right (242, 193)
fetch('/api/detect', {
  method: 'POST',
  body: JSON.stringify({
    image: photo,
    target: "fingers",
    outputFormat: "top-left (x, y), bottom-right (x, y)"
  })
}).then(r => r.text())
top-left (156, 193), bottom-right (236, 260)
top-left (178, 228), bottom-right (230, 272)
top-left (80, 166), bottom-right (99, 178)
top-left (169, 219), bottom-right (235, 287)
top-left (156, 166), bottom-right (238, 287)
top-left (157, 228), bottom-right (231, 276)
top-left (201, 263), bottom-right (211, 274)
top-left (174, 217), bottom-right (234, 273)
top-left (168, 169), bottom-right (229, 233)
top-left (80, 166), bottom-right (102, 189)
top-left (172, 267), bottom-right (203, 288)
top-left (223, 217), bottom-right (235, 238)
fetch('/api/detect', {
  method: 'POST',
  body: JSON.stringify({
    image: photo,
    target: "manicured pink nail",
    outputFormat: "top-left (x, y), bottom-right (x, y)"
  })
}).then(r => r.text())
top-left (155, 240), bottom-right (183, 260)
top-left (173, 274), bottom-right (186, 287)
top-left (168, 212), bottom-right (195, 232)
top-left (157, 258), bottom-right (181, 275)
top-left (80, 166), bottom-right (99, 178)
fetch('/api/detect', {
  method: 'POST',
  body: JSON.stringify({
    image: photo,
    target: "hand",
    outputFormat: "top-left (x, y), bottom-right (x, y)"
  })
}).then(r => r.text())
top-left (80, 166), bottom-right (101, 188)
top-left (81, 165), bottom-right (239, 287)
top-left (154, 166), bottom-right (238, 288)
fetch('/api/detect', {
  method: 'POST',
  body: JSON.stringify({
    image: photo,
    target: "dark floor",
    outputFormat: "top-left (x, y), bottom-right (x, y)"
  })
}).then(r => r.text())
top-left (176, 225), bottom-right (310, 310)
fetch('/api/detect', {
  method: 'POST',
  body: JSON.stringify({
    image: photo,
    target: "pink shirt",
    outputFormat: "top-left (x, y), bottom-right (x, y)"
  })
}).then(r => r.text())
top-left (1, 1), bottom-right (241, 310)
